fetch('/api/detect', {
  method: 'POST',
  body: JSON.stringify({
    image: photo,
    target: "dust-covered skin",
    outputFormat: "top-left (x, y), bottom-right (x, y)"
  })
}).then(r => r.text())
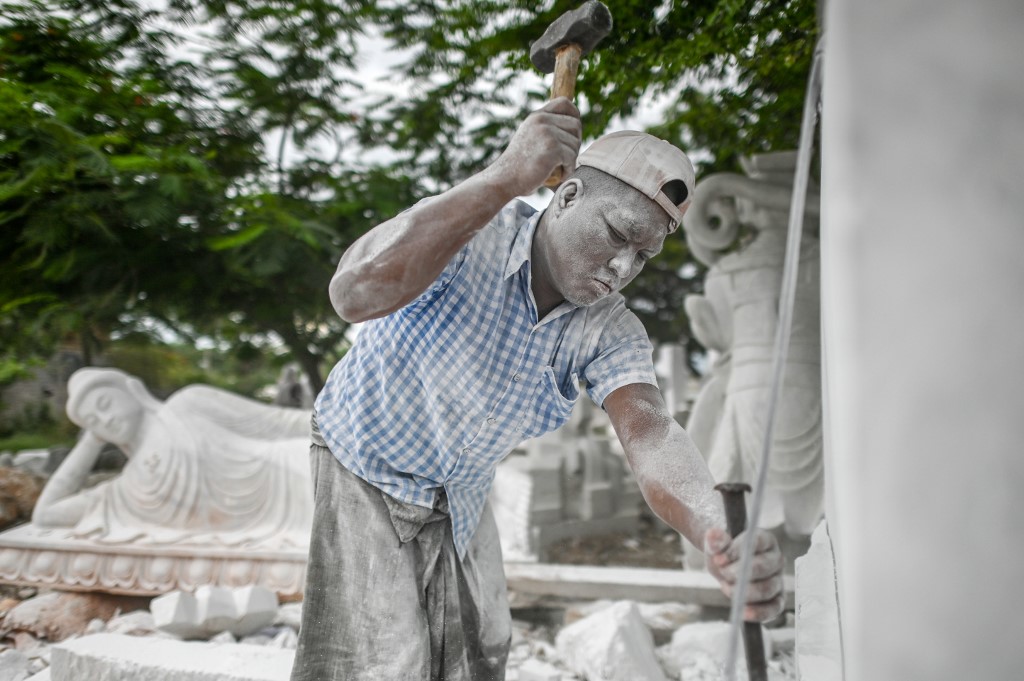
top-left (603, 383), bottom-right (784, 622)
top-left (530, 178), bottom-right (668, 315)
top-left (330, 97), bottom-right (582, 323)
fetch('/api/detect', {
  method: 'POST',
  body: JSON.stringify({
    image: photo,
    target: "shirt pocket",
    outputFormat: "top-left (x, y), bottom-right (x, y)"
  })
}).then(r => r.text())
top-left (521, 366), bottom-right (579, 440)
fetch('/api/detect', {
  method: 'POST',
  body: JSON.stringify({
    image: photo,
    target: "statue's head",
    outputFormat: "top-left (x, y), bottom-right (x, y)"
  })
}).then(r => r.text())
top-left (66, 368), bottom-right (159, 448)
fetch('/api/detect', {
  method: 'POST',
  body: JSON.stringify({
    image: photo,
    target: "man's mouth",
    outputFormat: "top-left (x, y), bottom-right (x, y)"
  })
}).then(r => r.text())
top-left (593, 279), bottom-right (613, 294)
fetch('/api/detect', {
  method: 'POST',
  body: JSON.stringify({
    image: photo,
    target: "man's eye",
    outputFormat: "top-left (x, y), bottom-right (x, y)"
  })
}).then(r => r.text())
top-left (608, 227), bottom-right (626, 243)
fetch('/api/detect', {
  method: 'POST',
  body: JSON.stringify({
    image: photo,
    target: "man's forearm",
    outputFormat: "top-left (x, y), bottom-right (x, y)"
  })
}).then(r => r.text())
top-left (626, 421), bottom-right (726, 550)
top-left (329, 169), bottom-right (518, 323)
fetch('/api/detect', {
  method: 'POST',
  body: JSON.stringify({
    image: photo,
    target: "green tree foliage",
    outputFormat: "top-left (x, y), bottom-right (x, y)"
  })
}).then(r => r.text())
top-left (1, 0), bottom-right (417, 391)
top-left (0, 2), bottom-right (253, 362)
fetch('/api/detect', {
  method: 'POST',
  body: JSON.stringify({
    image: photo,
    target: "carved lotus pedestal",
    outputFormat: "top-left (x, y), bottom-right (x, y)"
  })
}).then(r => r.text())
top-left (0, 524), bottom-right (307, 600)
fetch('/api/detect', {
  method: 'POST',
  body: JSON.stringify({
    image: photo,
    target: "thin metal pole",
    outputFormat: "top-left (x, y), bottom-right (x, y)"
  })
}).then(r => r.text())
top-left (722, 36), bottom-right (826, 681)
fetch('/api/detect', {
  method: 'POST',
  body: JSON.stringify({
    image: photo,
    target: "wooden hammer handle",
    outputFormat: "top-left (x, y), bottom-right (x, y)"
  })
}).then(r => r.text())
top-left (543, 43), bottom-right (583, 188)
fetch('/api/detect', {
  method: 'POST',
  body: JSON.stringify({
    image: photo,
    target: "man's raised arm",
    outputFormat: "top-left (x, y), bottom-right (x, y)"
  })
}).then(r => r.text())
top-left (330, 98), bottom-right (582, 323)
top-left (604, 382), bottom-right (785, 622)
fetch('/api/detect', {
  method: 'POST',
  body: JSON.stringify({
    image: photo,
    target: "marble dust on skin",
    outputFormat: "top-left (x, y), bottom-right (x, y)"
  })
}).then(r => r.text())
top-left (612, 391), bottom-right (726, 551)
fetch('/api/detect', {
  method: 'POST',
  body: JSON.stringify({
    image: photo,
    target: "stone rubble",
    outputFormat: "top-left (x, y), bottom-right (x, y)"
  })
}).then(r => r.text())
top-left (2, 591), bottom-right (149, 642)
top-left (0, 647), bottom-right (31, 681)
top-left (0, 467), bottom-right (44, 531)
top-left (564, 599), bottom-right (701, 646)
top-left (555, 600), bottom-right (669, 681)
top-left (151, 585), bottom-right (279, 640)
top-left (0, 589), bottom-right (797, 681)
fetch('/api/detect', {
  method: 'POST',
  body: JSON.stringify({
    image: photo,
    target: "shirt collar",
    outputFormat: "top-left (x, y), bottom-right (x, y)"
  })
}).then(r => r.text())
top-left (503, 205), bottom-right (581, 325)
top-left (503, 206), bottom-right (543, 280)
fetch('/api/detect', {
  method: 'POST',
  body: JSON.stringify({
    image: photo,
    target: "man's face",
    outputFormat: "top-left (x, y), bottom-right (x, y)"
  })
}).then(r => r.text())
top-left (535, 181), bottom-right (670, 308)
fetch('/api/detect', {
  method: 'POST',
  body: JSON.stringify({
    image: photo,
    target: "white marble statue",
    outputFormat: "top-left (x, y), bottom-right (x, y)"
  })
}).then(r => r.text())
top-left (32, 368), bottom-right (314, 550)
top-left (682, 152), bottom-right (824, 551)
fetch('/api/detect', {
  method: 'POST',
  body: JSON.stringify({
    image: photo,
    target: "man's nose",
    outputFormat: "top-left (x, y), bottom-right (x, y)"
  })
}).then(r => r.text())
top-left (609, 251), bottom-right (632, 278)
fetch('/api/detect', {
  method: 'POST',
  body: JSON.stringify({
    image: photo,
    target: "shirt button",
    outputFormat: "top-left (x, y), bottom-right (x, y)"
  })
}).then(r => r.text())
top-left (513, 373), bottom-right (521, 382)
top-left (462, 447), bottom-right (471, 455)
top-left (487, 418), bottom-right (496, 424)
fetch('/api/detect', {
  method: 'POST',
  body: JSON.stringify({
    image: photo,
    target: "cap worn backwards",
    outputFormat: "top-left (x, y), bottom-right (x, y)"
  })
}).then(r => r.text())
top-left (576, 131), bottom-right (695, 233)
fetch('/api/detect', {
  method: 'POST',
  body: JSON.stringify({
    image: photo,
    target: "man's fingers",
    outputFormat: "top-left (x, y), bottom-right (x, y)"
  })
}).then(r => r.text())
top-left (706, 528), bottom-right (785, 623)
top-left (743, 593), bottom-right (785, 623)
top-left (531, 99), bottom-right (582, 137)
top-left (704, 526), bottom-right (731, 555)
top-left (746, 575), bottom-right (784, 604)
top-left (711, 529), bottom-right (779, 564)
top-left (715, 552), bottom-right (782, 583)
top-left (540, 96), bottom-right (581, 118)
top-left (716, 573), bottom-right (783, 603)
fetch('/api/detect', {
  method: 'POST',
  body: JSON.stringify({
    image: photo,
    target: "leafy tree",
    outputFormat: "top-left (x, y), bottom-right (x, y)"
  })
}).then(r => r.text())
top-left (168, 0), bottom-right (419, 391)
top-left (0, 0), bottom-right (417, 392)
top-left (0, 1), bottom-right (257, 363)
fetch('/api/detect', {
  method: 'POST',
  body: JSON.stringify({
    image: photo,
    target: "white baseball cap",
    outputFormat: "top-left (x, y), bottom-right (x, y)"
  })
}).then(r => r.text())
top-left (576, 131), bottom-right (695, 233)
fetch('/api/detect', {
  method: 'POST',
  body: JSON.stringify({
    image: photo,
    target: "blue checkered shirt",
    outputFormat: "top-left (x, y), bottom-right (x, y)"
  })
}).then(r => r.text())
top-left (315, 199), bottom-right (658, 557)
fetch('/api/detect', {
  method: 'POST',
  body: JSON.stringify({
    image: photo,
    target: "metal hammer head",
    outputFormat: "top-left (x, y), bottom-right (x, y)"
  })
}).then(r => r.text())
top-left (530, 1), bottom-right (613, 74)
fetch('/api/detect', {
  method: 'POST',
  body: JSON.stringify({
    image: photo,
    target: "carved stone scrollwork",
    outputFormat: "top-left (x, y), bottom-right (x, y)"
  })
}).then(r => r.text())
top-left (682, 152), bottom-right (824, 549)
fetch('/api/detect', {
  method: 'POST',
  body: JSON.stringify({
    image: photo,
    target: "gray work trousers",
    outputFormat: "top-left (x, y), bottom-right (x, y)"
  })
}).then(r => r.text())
top-left (290, 441), bottom-right (511, 681)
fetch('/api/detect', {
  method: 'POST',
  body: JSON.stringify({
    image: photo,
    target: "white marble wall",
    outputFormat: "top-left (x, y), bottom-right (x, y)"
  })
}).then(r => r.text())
top-left (821, 1), bottom-right (1024, 679)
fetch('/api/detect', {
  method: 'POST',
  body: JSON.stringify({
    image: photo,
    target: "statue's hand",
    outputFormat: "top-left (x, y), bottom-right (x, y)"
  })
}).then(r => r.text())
top-left (33, 424), bottom-right (108, 526)
top-left (704, 526), bottom-right (785, 622)
top-left (80, 429), bottom-right (105, 446)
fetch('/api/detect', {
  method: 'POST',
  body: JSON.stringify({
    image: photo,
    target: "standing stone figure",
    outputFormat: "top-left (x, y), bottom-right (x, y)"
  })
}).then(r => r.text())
top-left (32, 367), bottom-right (313, 549)
top-left (682, 152), bottom-right (824, 561)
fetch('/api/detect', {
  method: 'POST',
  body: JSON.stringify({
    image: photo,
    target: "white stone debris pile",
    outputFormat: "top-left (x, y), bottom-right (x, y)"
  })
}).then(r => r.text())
top-left (555, 601), bottom-right (669, 681)
top-left (1, 591), bottom-right (800, 681)
top-left (504, 600), bottom-right (796, 681)
top-left (151, 585), bottom-right (279, 640)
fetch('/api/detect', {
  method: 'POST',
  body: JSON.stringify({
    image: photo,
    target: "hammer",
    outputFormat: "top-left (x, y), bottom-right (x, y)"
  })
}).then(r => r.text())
top-left (530, 0), bottom-right (613, 187)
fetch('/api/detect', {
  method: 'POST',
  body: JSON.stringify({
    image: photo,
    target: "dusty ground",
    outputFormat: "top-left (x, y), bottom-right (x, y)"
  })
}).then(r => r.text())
top-left (544, 514), bottom-right (686, 569)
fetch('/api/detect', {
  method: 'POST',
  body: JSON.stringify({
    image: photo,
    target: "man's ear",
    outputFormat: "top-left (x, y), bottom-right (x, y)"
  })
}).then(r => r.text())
top-left (555, 178), bottom-right (583, 212)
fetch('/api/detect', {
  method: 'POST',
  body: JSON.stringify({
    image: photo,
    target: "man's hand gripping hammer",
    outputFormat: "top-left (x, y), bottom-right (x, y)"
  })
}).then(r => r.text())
top-left (530, 0), bottom-right (613, 187)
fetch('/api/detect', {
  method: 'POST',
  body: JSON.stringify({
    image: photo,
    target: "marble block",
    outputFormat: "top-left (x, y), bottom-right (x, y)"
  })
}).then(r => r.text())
top-left (194, 586), bottom-right (236, 636)
top-left (50, 634), bottom-right (294, 681)
top-left (230, 585), bottom-right (278, 638)
top-left (151, 591), bottom-right (203, 639)
top-left (795, 520), bottom-right (842, 681)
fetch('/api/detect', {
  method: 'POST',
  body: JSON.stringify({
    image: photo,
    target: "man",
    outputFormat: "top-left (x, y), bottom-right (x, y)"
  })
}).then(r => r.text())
top-left (291, 98), bottom-right (784, 680)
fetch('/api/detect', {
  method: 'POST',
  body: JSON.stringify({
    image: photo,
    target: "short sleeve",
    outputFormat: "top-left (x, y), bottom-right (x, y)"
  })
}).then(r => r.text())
top-left (582, 306), bottom-right (659, 408)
